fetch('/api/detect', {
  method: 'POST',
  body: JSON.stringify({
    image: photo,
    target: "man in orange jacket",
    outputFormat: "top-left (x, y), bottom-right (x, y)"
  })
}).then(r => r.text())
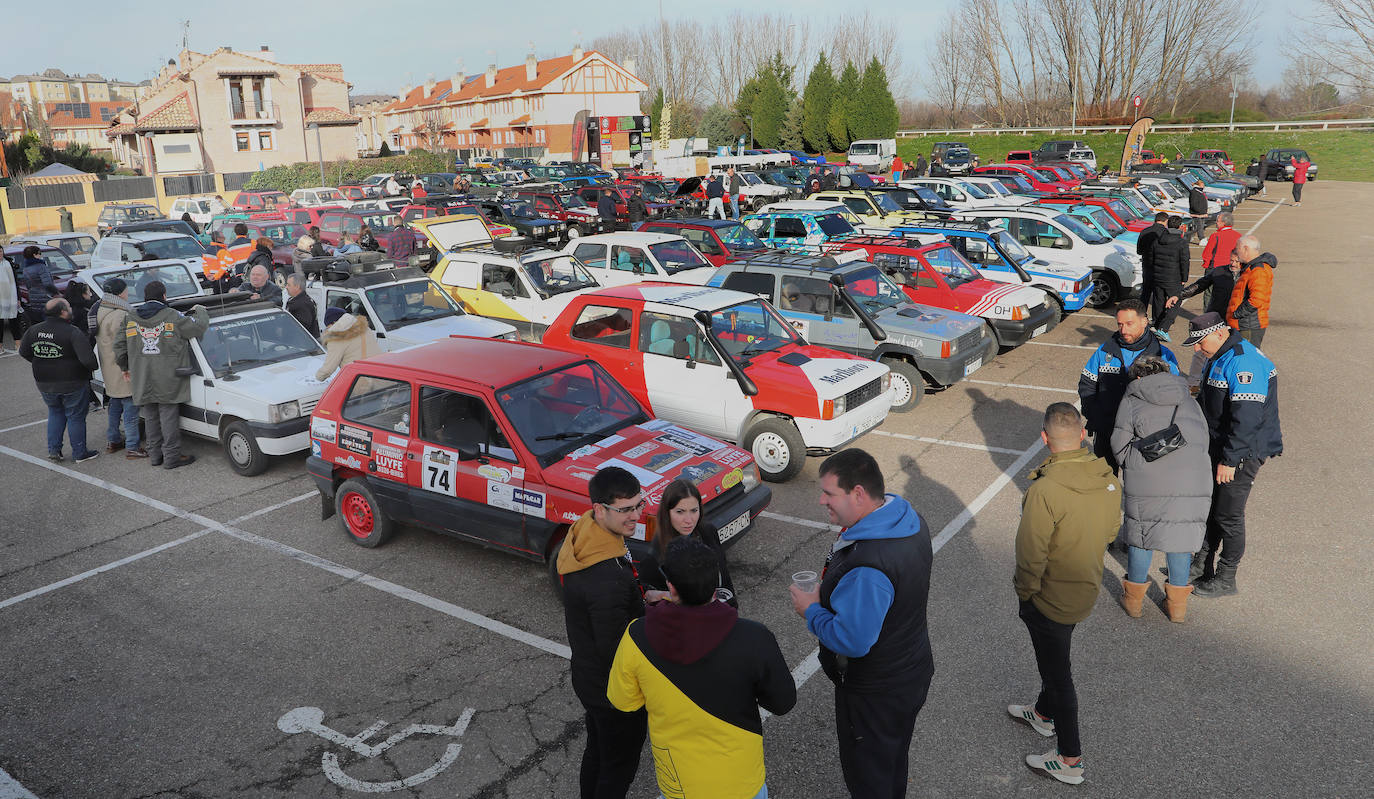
top-left (1226, 235), bottom-right (1274, 347)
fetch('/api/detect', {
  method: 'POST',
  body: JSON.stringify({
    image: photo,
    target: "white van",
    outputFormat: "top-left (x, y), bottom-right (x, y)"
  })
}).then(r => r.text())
top-left (168, 195), bottom-right (226, 226)
top-left (847, 139), bottom-right (897, 173)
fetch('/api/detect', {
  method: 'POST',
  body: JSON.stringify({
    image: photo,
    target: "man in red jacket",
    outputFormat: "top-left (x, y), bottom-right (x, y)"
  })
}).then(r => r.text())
top-left (1290, 157), bottom-right (1311, 206)
top-left (1201, 213), bottom-right (1241, 269)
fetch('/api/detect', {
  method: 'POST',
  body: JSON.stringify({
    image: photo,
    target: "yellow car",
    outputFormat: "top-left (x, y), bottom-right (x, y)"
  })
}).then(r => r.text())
top-left (806, 189), bottom-right (940, 229)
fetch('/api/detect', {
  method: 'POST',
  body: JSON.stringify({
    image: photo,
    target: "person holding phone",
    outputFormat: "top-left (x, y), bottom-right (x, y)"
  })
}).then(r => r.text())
top-left (638, 478), bottom-right (737, 608)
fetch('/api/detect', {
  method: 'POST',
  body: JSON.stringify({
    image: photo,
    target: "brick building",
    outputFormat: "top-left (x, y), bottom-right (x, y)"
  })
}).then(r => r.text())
top-left (104, 46), bottom-right (359, 175)
top-left (378, 46), bottom-right (646, 162)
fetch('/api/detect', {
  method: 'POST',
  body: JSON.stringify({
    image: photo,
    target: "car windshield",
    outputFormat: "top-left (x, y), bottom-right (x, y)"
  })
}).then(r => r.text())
top-left (870, 192), bottom-right (903, 212)
top-left (523, 254), bottom-right (598, 298)
top-left (958, 181), bottom-right (991, 199)
top-left (764, 171), bottom-right (793, 186)
top-left (198, 311), bottom-right (323, 377)
top-left (707, 299), bottom-right (799, 361)
top-left (815, 213), bottom-right (857, 236)
top-left (258, 193), bottom-right (287, 207)
top-left (880, 188), bottom-right (919, 207)
top-left (366, 280), bottom-right (460, 329)
top-left (922, 245), bottom-right (981, 286)
top-left (559, 192), bottom-right (588, 209)
top-left (638, 181), bottom-right (671, 201)
top-left (842, 264), bottom-right (909, 313)
top-left (1052, 213), bottom-right (1108, 244)
top-left (741, 173), bottom-right (764, 185)
top-left (717, 222), bottom-right (766, 250)
top-left (850, 143), bottom-right (879, 155)
top-left (1116, 194), bottom-right (1150, 216)
top-left (497, 360), bottom-right (645, 464)
top-left (1030, 168), bottom-right (1059, 182)
top-left (250, 223), bottom-right (307, 244)
top-left (117, 206), bottom-right (159, 221)
top-left (360, 213), bottom-right (401, 231)
top-left (648, 240), bottom-right (710, 274)
top-left (979, 181), bottom-right (1012, 196)
top-left (945, 148), bottom-right (971, 160)
top-left (994, 230), bottom-right (1033, 262)
top-left (1153, 180), bottom-right (1184, 199)
top-left (505, 202), bottom-right (539, 219)
top-left (1086, 208), bottom-right (1125, 235)
top-left (95, 264), bottom-right (200, 299)
top-left (912, 186), bottom-right (944, 205)
top-left (142, 236), bottom-right (207, 259)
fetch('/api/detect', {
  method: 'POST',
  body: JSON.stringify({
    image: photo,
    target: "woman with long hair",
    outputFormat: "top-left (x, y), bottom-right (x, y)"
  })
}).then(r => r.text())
top-left (639, 479), bottom-right (737, 608)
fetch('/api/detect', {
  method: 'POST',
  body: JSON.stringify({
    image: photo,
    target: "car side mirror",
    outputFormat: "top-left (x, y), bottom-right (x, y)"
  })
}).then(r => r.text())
top-left (456, 442), bottom-right (481, 461)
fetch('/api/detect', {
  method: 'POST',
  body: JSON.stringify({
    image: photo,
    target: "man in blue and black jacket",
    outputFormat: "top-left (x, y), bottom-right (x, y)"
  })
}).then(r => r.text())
top-left (1077, 299), bottom-right (1178, 470)
top-left (790, 448), bottom-right (933, 799)
top-left (1183, 312), bottom-right (1282, 598)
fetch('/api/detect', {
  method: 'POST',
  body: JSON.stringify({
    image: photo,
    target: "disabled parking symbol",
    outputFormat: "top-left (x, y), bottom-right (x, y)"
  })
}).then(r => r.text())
top-left (277, 705), bottom-right (476, 793)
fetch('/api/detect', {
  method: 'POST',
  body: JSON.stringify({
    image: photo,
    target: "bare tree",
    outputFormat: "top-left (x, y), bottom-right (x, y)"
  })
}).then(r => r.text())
top-left (924, 14), bottom-right (971, 126)
top-left (1311, 0), bottom-right (1374, 95)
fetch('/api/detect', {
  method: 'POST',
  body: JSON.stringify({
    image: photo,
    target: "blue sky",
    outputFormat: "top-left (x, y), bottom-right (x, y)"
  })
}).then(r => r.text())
top-left (2, 0), bottom-right (1307, 99)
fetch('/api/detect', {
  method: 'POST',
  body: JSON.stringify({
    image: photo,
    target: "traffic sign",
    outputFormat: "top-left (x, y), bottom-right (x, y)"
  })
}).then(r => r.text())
top-left (1133, 95), bottom-right (1142, 108)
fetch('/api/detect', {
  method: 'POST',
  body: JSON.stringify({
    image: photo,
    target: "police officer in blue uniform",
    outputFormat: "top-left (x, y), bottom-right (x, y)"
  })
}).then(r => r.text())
top-left (1077, 299), bottom-right (1179, 470)
top-left (1183, 312), bottom-right (1282, 598)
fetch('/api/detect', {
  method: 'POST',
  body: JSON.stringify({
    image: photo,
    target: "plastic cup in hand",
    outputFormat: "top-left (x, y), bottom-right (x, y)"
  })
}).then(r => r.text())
top-left (714, 588), bottom-right (734, 604)
top-left (792, 570), bottom-right (819, 593)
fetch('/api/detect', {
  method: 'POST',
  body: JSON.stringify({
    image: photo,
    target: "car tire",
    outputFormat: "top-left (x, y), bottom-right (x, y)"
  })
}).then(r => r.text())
top-left (883, 358), bottom-right (925, 413)
top-left (1037, 289), bottom-right (1067, 319)
top-left (222, 420), bottom-right (269, 476)
top-left (1087, 271), bottom-right (1119, 309)
top-left (567, 225), bottom-right (584, 239)
top-left (336, 477), bottom-right (392, 548)
top-left (744, 418), bottom-right (806, 483)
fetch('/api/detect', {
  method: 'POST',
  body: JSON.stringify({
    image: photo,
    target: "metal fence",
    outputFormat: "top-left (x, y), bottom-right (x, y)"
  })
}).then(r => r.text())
top-left (6, 182), bottom-right (85, 209)
top-left (896, 117), bottom-right (1374, 138)
top-left (162, 173), bottom-right (219, 197)
top-left (93, 176), bottom-right (156, 203)
top-left (222, 171), bottom-right (257, 192)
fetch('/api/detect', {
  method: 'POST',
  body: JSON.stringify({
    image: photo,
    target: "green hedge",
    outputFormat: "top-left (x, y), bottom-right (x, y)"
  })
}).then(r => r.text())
top-left (241, 150), bottom-right (454, 193)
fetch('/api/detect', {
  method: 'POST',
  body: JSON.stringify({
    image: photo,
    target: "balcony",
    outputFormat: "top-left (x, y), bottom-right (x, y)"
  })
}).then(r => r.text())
top-left (229, 101), bottom-right (278, 125)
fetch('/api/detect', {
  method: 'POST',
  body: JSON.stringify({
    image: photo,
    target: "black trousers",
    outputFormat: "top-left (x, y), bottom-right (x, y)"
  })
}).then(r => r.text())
top-left (1205, 457), bottom-right (1265, 569)
top-left (579, 706), bottom-right (646, 799)
top-left (1239, 327), bottom-right (1266, 348)
top-left (1019, 600), bottom-right (1081, 758)
top-left (834, 675), bottom-right (931, 799)
top-left (1292, 183), bottom-right (1303, 203)
top-left (1151, 283), bottom-right (1184, 334)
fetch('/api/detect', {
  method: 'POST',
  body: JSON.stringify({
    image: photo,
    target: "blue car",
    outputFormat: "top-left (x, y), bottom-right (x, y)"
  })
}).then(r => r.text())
top-left (891, 222), bottom-right (1091, 315)
top-left (782, 150), bottom-right (827, 166)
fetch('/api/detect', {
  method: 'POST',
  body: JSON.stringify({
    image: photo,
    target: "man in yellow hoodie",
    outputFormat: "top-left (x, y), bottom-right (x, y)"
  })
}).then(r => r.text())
top-left (558, 466), bottom-right (647, 798)
top-left (1009, 403), bottom-right (1122, 786)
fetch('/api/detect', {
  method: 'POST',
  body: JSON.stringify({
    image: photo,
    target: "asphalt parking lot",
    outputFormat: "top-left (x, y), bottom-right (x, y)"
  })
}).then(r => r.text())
top-left (2, 181), bottom-right (1370, 798)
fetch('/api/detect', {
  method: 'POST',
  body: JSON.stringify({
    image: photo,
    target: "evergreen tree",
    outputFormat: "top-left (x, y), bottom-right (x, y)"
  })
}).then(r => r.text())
top-left (753, 68), bottom-right (788, 148)
top-left (780, 97), bottom-right (805, 151)
top-left (379, 141), bottom-right (393, 157)
top-left (698, 104), bottom-right (736, 148)
top-left (828, 61), bottom-right (861, 152)
top-left (801, 52), bottom-right (836, 154)
top-left (854, 57), bottom-right (900, 139)
top-left (647, 88), bottom-right (666, 136)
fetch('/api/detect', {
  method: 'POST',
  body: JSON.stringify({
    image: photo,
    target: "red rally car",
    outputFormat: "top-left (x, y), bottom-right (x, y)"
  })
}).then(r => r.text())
top-left (306, 337), bottom-right (772, 580)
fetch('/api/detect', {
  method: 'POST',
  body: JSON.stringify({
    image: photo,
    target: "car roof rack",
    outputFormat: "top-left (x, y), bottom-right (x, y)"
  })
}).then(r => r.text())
top-left (890, 217), bottom-right (993, 232)
top-left (729, 250), bottom-right (860, 273)
top-left (167, 292), bottom-right (277, 318)
top-left (450, 238), bottom-right (551, 259)
top-left (298, 250), bottom-right (395, 277)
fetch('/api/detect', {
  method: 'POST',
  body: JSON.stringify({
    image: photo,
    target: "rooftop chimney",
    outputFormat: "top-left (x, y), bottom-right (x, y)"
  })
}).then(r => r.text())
top-left (624, 57), bottom-right (636, 76)
top-left (572, 44), bottom-right (584, 61)
top-left (425, 77), bottom-right (436, 95)
top-left (526, 53), bottom-right (537, 82)
top-left (258, 45), bottom-right (276, 61)
top-left (485, 64), bottom-right (497, 88)
top-left (400, 85), bottom-right (411, 100)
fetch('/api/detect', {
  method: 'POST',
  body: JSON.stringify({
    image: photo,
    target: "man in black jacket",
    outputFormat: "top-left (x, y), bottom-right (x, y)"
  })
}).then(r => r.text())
top-left (20, 297), bottom-right (100, 463)
top-left (626, 187), bottom-right (647, 225)
top-left (1135, 211), bottom-right (1168, 308)
top-left (1148, 216), bottom-right (1191, 341)
top-left (597, 189), bottom-right (619, 232)
top-left (557, 466), bottom-right (647, 798)
top-left (1187, 180), bottom-right (1209, 243)
top-left (284, 274), bottom-right (319, 338)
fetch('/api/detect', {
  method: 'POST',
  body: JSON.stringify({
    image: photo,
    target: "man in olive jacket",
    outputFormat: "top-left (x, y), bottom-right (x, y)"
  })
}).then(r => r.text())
top-left (1009, 403), bottom-right (1122, 785)
top-left (113, 280), bottom-right (209, 469)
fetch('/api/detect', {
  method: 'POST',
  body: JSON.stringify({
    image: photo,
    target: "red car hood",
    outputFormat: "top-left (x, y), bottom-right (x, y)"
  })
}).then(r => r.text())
top-left (542, 419), bottom-right (754, 507)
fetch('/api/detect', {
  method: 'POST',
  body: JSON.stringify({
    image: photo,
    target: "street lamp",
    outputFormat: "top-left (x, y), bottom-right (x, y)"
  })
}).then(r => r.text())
top-left (744, 114), bottom-right (754, 154)
top-left (308, 122), bottom-right (324, 185)
top-left (1227, 76), bottom-right (1239, 132)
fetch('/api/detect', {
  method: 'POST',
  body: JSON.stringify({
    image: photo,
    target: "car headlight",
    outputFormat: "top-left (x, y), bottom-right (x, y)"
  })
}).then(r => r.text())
top-left (500, 330), bottom-right (521, 341)
top-left (881, 371), bottom-right (892, 393)
top-left (740, 463), bottom-right (761, 493)
top-left (268, 400), bottom-right (301, 423)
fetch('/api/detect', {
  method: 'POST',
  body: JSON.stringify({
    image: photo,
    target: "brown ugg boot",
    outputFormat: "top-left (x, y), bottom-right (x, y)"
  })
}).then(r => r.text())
top-left (1164, 583), bottom-right (1193, 623)
top-left (1122, 579), bottom-right (1149, 618)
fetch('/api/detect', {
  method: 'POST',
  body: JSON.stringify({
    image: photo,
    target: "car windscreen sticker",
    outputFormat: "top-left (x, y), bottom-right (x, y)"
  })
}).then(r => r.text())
top-left (595, 434), bottom-right (626, 448)
top-left (569, 444), bottom-right (601, 460)
top-left (622, 442), bottom-right (658, 460)
top-left (421, 446), bottom-right (457, 496)
top-left (644, 448), bottom-right (691, 474)
top-left (598, 458), bottom-right (665, 489)
top-left (310, 417), bottom-right (337, 443)
top-left (488, 483), bottom-right (545, 518)
top-left (656, 427), bottom-right (722, 456)
top-left (638, 418), bottom-right (674, 432)
top-left (372, 443), bottom-right (406, 479)
top-left (339, 425), bottom-right (372, 456)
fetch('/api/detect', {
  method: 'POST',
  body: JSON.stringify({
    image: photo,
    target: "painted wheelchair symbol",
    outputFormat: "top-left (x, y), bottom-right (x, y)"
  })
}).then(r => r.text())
top-left (278, 705), bottom-right (476, 793)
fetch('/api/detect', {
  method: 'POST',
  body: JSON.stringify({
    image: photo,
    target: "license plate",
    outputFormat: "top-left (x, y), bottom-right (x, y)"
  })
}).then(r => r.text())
top-left (964, 357), bottom-right (983, 376)
top-left (1033, 324), bottom-right (1047, 337)
top-left (718, 512), bottom-right (750, 544)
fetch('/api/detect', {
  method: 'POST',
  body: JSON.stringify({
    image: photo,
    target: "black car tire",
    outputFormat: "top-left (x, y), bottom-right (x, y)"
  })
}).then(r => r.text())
top-left (883, 358), bottom-right (925, 413)
top-left (743, 418), bottom-right (806, 483)
top-left (222, 420), bottom-right (269, 476)
top-left (1087, 271), bottom-right (1119, 309)
top-left (336, 477), bottom-right (393, 548)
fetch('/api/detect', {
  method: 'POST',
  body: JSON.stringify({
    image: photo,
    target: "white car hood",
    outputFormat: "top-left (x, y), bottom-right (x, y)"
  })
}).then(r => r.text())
top-left (383, 315), bottom-right (515, 350)
top-left (796, 357), bottom-right (889, 401)
top-left (218, 356), bottom-right (328, 405)
top-left (658, 266), bottom-right (717, 285)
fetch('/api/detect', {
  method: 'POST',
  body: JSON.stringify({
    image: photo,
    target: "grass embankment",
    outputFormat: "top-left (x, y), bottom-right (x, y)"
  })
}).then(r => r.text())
top-left (889, 129), bottom-right (1374, 182)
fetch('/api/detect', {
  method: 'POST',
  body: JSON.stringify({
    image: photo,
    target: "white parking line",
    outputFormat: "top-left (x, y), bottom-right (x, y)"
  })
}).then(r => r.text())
top-left (964, 379), bottom-right (1078, 395)
top-left (1025, 340), bottom-right (1096, 351)
top-left (760, 510), bottom-right (838, 531)
top-left (870, 429), bottom-right (1024, 455)
top-left (1247, 199), bottom-right (1285, 234)
top-left (0, 768), bottom-right (37, 799)
top-left (0, 420), bottom-right (45, 435)
top-left (0, 444), bottom-right (571, 660)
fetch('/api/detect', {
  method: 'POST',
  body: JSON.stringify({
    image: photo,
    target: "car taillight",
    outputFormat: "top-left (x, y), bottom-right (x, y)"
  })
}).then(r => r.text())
top-left (941, 340), bottom-right (952, 357)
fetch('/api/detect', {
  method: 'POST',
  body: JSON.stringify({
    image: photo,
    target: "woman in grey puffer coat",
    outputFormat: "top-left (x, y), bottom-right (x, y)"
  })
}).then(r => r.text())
top-left (1110, 356), bottom-right (1210, 622)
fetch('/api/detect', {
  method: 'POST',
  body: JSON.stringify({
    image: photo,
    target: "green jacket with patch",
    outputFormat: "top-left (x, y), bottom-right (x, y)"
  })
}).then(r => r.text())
top-left (113, 301), bottom-right (209, 405)
top-left (1014, 446), bottom-right (1122, 624)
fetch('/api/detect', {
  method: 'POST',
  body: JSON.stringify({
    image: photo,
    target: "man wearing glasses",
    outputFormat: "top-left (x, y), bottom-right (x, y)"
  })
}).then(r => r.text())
top-left (557, 466), bottom-right (648, 798)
